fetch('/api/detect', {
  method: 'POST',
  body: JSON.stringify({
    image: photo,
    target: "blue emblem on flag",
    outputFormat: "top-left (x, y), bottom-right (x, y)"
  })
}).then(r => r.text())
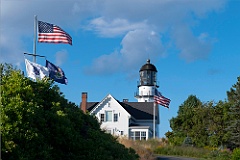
top-left (46, 60), bottom-right (67, 85)
top-left (33, 66), bottom-right (40, 75)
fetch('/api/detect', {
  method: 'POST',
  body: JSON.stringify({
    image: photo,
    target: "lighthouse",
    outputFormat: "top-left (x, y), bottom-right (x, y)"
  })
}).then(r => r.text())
top-left (135, 59), bottom-right (158, 102)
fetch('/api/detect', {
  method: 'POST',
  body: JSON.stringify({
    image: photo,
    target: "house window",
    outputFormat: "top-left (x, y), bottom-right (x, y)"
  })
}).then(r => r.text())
top-left (114, 113), bottom-right (118, 122)
top-left (130, 131), bottom-right (134, 139)
top-left (130, 131), bottom-right (147, 140)
top-left (106, 111), bottom-right (112, 122)
top-left (135, 131), bottom-right (140, 140)
top-left (100, 114), bottom-right (104, 122)
top-left (141, 131), bottom-right (146, 140)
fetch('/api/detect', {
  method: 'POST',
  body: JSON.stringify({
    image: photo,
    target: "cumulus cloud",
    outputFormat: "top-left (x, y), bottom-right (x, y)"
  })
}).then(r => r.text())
top-left (88, 17), bottom-right (148, 37)
top-left (120, 30), bottom-right (164, 68)
top-left (83, 0), bottom-right (226, 74)
top-left (85, 51), bottom-right (122, 75)
top-left (0, 29), bottom-right (27, 66)
top-left (0, 0), bottom-right (99, 63)
top-left (85, 29), bottom-right (164, 76)
top-left (171, 25), bottom-right (212, 62)
top-left (55, 50), bottom-right (68, 66)
top-left (1, 0), bottom-right (227, 75)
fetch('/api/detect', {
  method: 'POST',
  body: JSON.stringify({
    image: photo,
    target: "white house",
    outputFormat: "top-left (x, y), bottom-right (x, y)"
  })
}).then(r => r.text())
top-left (80, 59), bottom-right (161, 140)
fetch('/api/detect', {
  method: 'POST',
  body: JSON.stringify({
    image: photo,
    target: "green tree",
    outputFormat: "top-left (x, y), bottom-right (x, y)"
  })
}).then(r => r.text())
top-left (169, 95), bottom-right (231, 148)
top-left (207, 101), bottom-right (231, 147)
top-left (169, 95), bottom-right (207, 146)
top-left (190, 102), bottom-right (209, 147)
top-left (0, 63), bottom-right (139, 160)
top-left (226, 76), bottom-right (240, 149)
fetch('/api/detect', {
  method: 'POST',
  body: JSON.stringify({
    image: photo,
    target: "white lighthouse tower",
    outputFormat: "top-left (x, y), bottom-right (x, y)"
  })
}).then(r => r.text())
top-left (135, 59), bottom-right (158, 102)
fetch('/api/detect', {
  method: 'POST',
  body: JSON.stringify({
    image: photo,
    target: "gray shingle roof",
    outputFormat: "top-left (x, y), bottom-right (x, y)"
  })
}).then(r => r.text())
top-left (121, 102), bottom-right (158, 120)
top-left (83, 101), bottom-right (158, 121)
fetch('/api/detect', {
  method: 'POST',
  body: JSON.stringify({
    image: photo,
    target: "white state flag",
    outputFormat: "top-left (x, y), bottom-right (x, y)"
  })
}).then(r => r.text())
top-left (25, 59), bottom-right (49, 80)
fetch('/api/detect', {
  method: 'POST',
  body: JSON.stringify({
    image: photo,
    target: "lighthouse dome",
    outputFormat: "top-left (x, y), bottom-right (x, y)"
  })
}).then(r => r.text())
top-left (140, 59), bottom-right (157, 72)
top-left (135, 59), bottom-right (158, 102)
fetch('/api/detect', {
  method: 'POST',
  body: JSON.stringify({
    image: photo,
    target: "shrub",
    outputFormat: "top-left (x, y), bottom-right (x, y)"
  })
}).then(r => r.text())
top-left (232, 148), bottom-right (240, 160)
top-left (1, 64), bottom-right (139, 160)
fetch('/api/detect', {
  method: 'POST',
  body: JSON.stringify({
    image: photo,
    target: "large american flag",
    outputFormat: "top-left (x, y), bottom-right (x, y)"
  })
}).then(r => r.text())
top-left (38, 21), bottom-right (72, 45)
top-left (154, 89), bottom-right (171, 108)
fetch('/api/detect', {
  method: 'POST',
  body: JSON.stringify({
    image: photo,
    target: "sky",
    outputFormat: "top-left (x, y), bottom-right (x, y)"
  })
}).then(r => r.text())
top-left (1, 0), bottom-right (240, 138)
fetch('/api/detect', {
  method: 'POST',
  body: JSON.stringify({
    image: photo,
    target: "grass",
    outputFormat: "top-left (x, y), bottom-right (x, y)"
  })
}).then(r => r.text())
top-left (118, 138), bottom-right (232, 160)
top-left (154, 144), bottom-right (232, 160)
top-left (118, 138), bottom-right (162, 160)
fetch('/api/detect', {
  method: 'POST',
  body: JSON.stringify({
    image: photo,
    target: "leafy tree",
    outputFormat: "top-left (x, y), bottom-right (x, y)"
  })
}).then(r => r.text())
top-left (226, 76), bottom-right (240, 149)
top-left (190, 102), bottom-right (209, 147)
top-left (169, 95), bottom-right (207, 146)
top-left (207, 101), bottom-right (231, 147)
top-left (0, 63), bottom-right (139, 160)
top-left (169, 94), bottom-right (232, 148)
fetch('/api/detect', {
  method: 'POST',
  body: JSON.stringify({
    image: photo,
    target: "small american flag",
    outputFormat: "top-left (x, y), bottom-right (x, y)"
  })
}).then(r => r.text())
top-left (154, 89), bottom-right (171, 108)
top-left (38, 21), bottom-right (72, 45)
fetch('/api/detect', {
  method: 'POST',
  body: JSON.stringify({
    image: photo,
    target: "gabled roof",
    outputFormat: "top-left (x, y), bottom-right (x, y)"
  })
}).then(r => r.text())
top-left (86, 102), bottom-right (98, 111)
top-left (85, 101), bottom-right (158, 121)
top-left (120, 102), bottom-right (158, 120)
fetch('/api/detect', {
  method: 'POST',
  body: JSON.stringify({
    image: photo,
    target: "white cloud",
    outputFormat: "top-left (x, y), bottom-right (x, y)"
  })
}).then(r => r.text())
top-left (85, 51), bottom-right (122, 75)
top-left (120, 29), bottom-right (164, 68)
top-left (88, 17), bottom-right (148, 37)
top-left (171, 25), bottom-right (212, 62)
top-left (85, 29), bottom-right (164, 76)
top-left (0, 30), bottom-right (26, 65)
top-left (1, 0), bottom-right (227, 75)
top-left (55, 50), bottom-right (68, 66)
top-left (83, 0), bottom-right (226, 72)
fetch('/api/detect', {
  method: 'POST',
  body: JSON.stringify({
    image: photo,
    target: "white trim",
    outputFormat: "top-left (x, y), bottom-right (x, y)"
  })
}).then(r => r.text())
top-left (129, 126), bottom-right (150, 129)
top-left (90, 94), bottom-right (112, 114)
top-left (90, 94), bottom-right (131, 117)
top-left (130, 129), bottom-right (149, 140)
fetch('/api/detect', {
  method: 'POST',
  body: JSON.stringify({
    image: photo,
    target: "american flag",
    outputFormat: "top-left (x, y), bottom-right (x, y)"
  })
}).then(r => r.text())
top-left (38, 21), bottom-right (72, 45)
top-left (154, 89), bottom-right (171, 108)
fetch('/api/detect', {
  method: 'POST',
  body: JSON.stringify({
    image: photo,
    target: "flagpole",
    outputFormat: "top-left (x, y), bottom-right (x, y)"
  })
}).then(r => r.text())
top-left (153, 102), bottom-right (156, 139)
top-left (33, 15), bottom-right (37, 62)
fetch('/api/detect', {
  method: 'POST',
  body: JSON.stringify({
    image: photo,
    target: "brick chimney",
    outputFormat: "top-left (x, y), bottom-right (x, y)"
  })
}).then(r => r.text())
top-left (81, 92), bottom-right (87, 113)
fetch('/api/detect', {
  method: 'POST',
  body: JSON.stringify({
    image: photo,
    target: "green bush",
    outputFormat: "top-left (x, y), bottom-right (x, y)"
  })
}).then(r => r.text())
top-left (232, 148), bottom-right (240, 160)
top-left (1, 63), bottom-right (139, 160)
top-left (206, 150), bottom-right (232, 160)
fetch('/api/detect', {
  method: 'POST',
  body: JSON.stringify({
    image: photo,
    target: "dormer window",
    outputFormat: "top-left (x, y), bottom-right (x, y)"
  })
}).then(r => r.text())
top-left (106, 111), bottom-right (112, 122)
top-left (100, 113), bottom-right (104, 122)
top-left (114, 113), bottom-right (118, 122)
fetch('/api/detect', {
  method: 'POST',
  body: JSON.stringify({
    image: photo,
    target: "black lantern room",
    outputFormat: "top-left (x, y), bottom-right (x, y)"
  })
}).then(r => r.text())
top-left (139, 59), bottom-right (158, 88)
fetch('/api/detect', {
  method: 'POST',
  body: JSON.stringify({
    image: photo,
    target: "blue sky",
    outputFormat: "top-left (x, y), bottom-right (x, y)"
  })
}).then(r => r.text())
top-left (1, 0), bottom-right (240, 137)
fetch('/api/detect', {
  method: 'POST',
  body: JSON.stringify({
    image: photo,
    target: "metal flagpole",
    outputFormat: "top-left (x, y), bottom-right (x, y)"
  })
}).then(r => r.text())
top-left (153, 102), bottom-right (156, 139)
top-left (33, 15), bottom-right (37, 62)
